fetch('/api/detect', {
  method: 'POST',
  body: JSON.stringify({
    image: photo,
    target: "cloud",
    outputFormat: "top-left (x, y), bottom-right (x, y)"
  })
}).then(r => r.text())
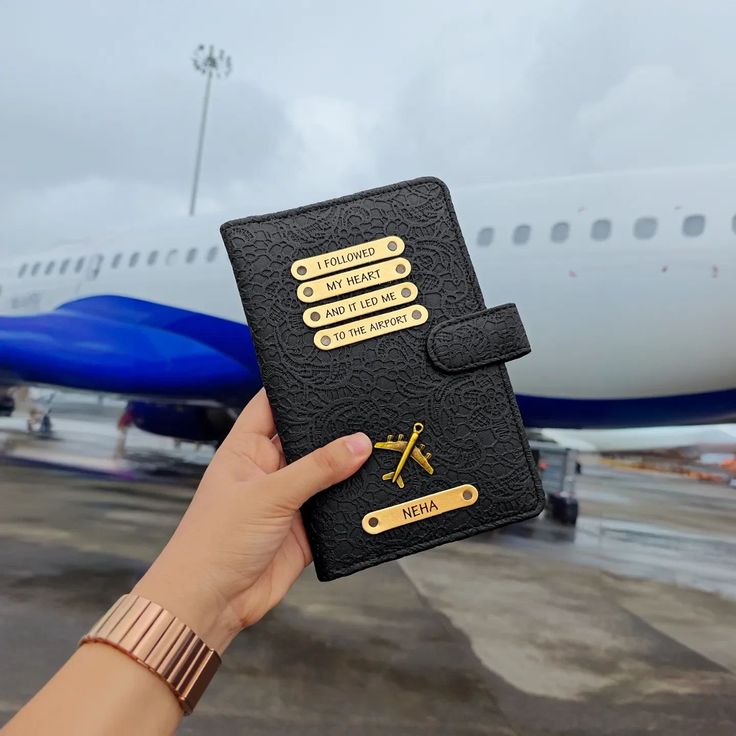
top-left (3, 0), bottom-right (736, 254)
top-left (577, 65), bottom-right (692, 169)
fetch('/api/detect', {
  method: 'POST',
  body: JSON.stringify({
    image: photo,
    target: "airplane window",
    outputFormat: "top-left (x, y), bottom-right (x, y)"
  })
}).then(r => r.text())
top-left (206, 245), bottom-right (219, 262)
top-left (147, 250), bottom-right (159, 266)
top-left (111, 253), bottom-right (122, 269)
top-left (166, 249), bottom-right (178, 266)
top-left (550, 222), bottom-right (569, 242)
top-left (88, 254), bottom-right (104, 279)
top-left (18, 264), bottom-right (28, 278)
top-left (59, 258), bottom-right (70, 275)
top-left (45, 261), bottom-right (55, 275)
top-left (477, 227), bottom-right (494, 246)
top-left (513, 224), bottom-right (531, 245)
top-left (31, 262), bottom-right (41, 276)
top-left (186, 247), bottom-right (198, 264)
top-left (591, 219), bottom-right (611, 241)
top-left (633, 217), bottom-right (657, 239)
top-left (682, 214), bottom-right (705, 237)
top-left (732, 214), bottom-right (736, 234)
top-left (75, 257), bottom-right (85, 273)
top-left (129, 252), bottom-right (140, 268)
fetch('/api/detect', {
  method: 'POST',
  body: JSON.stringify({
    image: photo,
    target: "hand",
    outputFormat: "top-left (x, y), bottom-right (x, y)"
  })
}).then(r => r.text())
top-left (133, 389), bottom-right (372, 653)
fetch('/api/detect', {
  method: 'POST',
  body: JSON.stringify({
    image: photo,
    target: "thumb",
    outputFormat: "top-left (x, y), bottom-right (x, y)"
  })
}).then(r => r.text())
top-left (261, 432), bottom-right (372, 511)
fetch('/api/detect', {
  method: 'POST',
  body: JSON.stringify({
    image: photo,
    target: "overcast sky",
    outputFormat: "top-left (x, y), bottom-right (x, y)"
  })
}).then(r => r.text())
top-left (3, 0), bottom-right (736, 254)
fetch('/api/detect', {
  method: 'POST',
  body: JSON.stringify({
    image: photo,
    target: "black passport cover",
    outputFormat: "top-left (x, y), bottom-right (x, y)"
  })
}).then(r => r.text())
top-left (221, 177), bottom-right (544, 581)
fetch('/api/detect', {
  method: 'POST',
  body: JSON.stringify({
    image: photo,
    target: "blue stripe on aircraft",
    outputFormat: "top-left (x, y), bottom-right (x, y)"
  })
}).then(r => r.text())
top-left (517, 389), bottom-right (736, 428)
top-left (2, 295), bottom-right (734, 428)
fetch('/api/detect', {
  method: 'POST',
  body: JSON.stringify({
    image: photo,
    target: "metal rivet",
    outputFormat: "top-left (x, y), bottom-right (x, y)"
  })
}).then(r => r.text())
top-left (303, 286), bottom-right (313, 297)
top-left (387, 240), bottom-right (398, 251)
top-left (396, 263), bottom-right (406, 275)
top-left (401, 287), bottom-right (411, 298)
top-left (412, 309), bottom-right (422, 320)
top-left (463, 489), bottom-right (473, 501)
top-left (296, 265), bottom-right (307, 276)
top-left (310, 312), bottom-right (321, 322)
top-left (368, 517), bottom-right (379, 527)
top-left (320, 335), bottom-right (331, 346)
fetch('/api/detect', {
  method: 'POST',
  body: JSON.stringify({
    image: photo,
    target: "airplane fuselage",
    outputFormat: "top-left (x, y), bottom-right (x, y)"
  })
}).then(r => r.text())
top-left (2, 166), bottom-right (735, 428)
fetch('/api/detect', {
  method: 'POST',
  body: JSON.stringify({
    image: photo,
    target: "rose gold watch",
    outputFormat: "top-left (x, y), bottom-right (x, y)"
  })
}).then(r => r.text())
top-left (79, 593), bottom-right (221, 715)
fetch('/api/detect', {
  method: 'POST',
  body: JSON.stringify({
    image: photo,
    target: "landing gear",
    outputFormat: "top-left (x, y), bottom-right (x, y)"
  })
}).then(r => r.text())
top-left (27, 391), bottom-right (55, 436)
top-left (0, 392), bottom-right (15, 417)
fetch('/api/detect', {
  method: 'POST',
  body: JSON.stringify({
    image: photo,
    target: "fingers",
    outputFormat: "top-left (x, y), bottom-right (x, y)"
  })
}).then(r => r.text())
top-left (260, 432), bottom-right (372, 511)
top-left (217, 389), bottom-right (275, 454)
top-left (271, 435), bottom-right (286, 470)
top-left (228, 389), bottom-right (276, 441)
top-left (213, 390), bottom-right (281, 478)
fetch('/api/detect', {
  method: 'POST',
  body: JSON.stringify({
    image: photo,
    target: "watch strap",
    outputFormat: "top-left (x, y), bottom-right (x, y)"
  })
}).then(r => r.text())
top-left (79, 593), bottom-right (221, 715)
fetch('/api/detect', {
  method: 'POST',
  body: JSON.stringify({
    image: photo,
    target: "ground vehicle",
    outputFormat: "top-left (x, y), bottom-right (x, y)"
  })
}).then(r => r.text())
top-left (529, 441), bottom-right (579, 526)
top-left (545, 486), bottom-right (579, 525)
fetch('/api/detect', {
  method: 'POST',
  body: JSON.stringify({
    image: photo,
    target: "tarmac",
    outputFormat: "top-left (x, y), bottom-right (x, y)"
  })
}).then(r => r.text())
top-left (0, 419), bottom-right (735, 735)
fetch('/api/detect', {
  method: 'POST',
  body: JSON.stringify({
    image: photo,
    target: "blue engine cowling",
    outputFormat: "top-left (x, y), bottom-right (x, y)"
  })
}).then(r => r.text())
top-left (127, 401), bottom-right (236, 444)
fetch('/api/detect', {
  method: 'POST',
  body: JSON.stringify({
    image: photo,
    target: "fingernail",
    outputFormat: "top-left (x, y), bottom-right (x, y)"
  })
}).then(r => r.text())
top-left (344, 432), bottom-right (372, 456)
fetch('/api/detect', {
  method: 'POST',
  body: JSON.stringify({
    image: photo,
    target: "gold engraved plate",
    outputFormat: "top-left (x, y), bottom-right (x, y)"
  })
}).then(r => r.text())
top-left (303, 282), bottom-right (418, 327)
top-left (297, 258), bottom-right (411, 303)
top-left (291, 236), bottom-right (405, 281)
top-left (314, 304), bottom-right (428, 351)
top-left (362, 484), bottom-right (479, 535)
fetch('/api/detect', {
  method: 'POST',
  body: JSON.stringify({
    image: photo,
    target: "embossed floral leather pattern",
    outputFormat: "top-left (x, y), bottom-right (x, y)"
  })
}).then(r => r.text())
top-left (221, 177), bottom-right (544, 581)
top-left (427, 303), bottom-right (531, 373)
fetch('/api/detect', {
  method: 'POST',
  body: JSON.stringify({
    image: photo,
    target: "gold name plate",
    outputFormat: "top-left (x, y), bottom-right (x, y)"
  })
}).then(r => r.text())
top-left (362, 484), bottom-right (478, 535)
top-left (291, 236), bottom-right (405, 281)
top-left (315, 304), bottom-right (428, 350)
top-left (303, 282), bottom-right (418, 327)
top-left (297, 258), bottom-right (411, 303)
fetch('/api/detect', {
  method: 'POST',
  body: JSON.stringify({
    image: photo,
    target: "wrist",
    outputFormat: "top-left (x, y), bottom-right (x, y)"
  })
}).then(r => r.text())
top-left (80, 593), bottom-right (222, 715)
top-left (132, 558), bottom-right (241, 654)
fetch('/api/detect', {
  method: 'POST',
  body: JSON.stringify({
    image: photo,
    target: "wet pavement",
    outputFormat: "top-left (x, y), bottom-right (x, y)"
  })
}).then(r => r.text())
top-left (1, 454), bottom-right (735, 734)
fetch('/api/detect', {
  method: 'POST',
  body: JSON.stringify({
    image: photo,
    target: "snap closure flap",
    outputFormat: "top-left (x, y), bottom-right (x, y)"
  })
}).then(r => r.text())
top-left (427, 303), bottom-right (530, 373)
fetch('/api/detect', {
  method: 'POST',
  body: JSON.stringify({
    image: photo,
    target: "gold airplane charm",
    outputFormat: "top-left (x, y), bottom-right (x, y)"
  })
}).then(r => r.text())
top-left (374, 422), bottom-right (434, 489)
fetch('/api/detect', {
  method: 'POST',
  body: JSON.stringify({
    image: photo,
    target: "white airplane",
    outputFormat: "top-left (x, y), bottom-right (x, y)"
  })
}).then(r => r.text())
top-left (1, 166), bottom-right (735, 442)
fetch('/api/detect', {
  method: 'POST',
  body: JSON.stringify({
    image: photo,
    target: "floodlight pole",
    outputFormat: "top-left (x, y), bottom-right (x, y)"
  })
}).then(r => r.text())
top-left (189, 45), bottom-right (231, 216)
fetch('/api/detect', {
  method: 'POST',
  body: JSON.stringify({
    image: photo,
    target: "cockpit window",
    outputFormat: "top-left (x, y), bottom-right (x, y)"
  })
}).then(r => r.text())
top-left (18, 263), bottom-right (28, 278)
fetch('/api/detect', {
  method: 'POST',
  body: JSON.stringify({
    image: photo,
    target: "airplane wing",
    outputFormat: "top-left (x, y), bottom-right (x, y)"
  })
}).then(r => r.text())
top-left (373, 440), bottom-right (407, 452)
top-left (0, 295), bottom-right (261, 403)
top-left (541, 425), bottom-right (736, 453)
top-left (410, 447), bottom-right (434, 474)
